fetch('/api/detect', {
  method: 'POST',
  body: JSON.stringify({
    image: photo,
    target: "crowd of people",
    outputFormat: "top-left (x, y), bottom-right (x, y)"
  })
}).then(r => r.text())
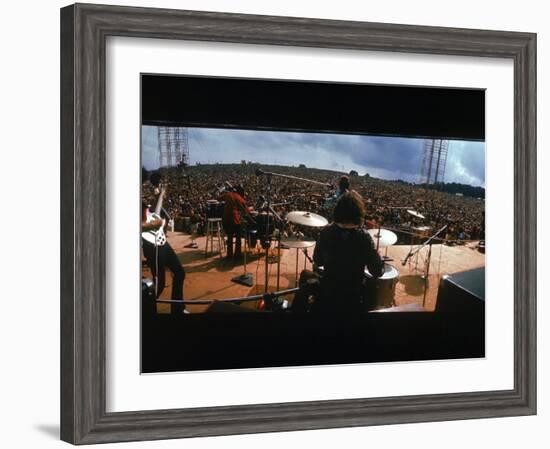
top-left (142, 163), bottom-right (485, 242)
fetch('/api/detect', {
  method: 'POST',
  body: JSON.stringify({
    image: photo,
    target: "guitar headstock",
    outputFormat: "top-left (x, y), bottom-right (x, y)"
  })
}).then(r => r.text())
top-left (154, 183), bottom-right (167, 197)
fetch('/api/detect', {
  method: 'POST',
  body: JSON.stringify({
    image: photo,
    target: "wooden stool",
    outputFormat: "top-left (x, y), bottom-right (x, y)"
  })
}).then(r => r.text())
top-left (204, 218), bottom-right (225, 257)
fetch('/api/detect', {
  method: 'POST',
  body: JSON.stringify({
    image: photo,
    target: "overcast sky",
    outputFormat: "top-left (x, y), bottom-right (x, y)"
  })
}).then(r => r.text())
top-left (142, 126), bottom-right (485, 187)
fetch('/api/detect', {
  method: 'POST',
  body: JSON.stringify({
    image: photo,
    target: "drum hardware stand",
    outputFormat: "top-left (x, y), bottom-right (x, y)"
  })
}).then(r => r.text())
top-left (280, 243), bottom-right (316, 287)
top-left (264, 215), bottom-right (286, 292)
top-left (273, 228), bottom-right (290, 292)
top-left (380, 239), bottom-right (393, 262)
top-left (422, 243), bottom-right (433, 307)
top-left (259, 180), bottom-right (287, 293)
top-left (295, 247), bottom-right (300, 286)
top-left (381, 234), bottom-right (394, 261)
top-left (255, 167), bottom-right (331, 293)
top-left (402, 224), bottom-right (448, 306)
top-left (371, 218), bottom-right (394, 262)
top-left (293, 240), bottom-right (312, 286)
top-left (302, 248), bottom-right (314, 267)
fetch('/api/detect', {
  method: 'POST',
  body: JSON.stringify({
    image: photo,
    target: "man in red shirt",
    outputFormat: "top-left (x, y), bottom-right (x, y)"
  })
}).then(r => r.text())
top-left (219, 185), bottom-right (249, 259)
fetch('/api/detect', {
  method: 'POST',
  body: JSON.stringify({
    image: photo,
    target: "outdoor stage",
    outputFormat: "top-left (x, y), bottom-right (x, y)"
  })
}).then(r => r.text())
top-left (143, 232), bottom-right (486, 314)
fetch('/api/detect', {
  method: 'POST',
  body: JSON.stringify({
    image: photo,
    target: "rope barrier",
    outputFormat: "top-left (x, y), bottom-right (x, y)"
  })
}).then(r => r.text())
top-left (155, 287), bottom-right (300, 305)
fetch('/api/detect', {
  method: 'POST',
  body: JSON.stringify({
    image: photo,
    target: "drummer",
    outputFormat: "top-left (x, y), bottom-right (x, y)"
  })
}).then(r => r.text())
top-left (311, 191), bottom-right (384, 314)
top-left (323, 175), bottom-right (351, 214)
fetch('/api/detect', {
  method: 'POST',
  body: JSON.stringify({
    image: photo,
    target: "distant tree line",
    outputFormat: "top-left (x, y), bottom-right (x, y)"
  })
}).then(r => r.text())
top-left (426, 182), bottom-right (485, 199)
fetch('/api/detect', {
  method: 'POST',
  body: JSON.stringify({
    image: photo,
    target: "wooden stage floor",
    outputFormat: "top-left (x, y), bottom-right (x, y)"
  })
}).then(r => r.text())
top-left (143, 232), bottom-right (485, 314)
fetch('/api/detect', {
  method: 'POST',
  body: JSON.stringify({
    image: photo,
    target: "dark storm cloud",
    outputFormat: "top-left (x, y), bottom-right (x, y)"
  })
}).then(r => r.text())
top-left (334, 135), bottom-right (424, 181)
top-left (141, 126), bottom-right (485, 187)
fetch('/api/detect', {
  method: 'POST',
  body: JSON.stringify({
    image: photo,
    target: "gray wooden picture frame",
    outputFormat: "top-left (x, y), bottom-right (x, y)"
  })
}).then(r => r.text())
top-left (60, 3), bottom-right (537, 444)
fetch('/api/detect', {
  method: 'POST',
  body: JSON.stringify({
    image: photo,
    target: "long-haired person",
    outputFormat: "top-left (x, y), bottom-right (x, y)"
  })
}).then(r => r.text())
top-left (312, 191), bottom-right (384, 314)
top-left (141, 182), bottom-right (186, 315)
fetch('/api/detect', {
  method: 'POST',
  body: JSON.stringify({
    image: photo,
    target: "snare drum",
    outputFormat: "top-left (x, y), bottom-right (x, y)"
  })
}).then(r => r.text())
top-left (364, 263), bottom-right (399, 309)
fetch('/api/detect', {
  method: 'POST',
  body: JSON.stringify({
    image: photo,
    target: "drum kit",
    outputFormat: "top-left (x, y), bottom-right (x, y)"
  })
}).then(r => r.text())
top-left (226, 166), bottom-right (437, 311)
top-left (266, 209), bottom-right (433, 310)
top-left (278, 208), bottom-right (432, 310)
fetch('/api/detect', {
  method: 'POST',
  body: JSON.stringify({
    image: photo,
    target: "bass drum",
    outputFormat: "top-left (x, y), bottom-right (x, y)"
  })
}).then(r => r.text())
top-left (364, 263), bottom-right (399, 310)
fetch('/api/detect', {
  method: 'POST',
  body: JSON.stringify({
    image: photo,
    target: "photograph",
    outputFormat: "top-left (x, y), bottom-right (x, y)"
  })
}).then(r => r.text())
top-left (140, 74), bottom-right (486, 372)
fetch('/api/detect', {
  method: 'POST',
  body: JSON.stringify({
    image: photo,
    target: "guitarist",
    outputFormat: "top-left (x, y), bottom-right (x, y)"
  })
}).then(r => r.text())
top-left (141, 183), bottom-right (186, 315)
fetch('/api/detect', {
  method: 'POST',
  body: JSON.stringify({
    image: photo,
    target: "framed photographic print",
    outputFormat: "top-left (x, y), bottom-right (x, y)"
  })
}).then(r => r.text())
top-left (139, 74), bottom-right (486, 373)
top-left (60, 3), bottom-right (536, 444)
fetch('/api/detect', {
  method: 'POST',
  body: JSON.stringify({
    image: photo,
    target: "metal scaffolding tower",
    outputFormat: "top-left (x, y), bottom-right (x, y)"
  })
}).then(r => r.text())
top-left (419, 139), bottom-right (449, 186)
top-left (157, 127), bottom-right (189, 167)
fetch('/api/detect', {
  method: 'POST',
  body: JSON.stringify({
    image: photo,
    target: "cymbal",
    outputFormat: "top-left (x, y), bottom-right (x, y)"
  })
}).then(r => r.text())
top-left (407, 209), bottom-right (425, 219)
top-left (281, 238), bottom-right (316, 249)
top-left (286, 211), bottom-right (328, 227)
top-left (367, 228), bottom-right (398, 247)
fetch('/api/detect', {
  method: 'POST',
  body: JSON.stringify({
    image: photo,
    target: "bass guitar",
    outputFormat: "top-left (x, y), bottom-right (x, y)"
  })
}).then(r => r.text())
top-left (142, 186), bottom-right (167, 246)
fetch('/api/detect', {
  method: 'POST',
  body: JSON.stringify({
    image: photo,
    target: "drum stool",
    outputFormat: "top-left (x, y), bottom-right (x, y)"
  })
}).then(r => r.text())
top-left (204, 218), bottom-right (225, 258)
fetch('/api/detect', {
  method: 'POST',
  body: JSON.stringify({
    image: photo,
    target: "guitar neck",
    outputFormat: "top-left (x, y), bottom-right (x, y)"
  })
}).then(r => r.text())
top-left (154, 189), bottom-right (165, 216)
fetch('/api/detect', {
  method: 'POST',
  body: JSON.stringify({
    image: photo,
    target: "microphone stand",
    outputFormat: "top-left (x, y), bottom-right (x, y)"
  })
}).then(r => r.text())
top-left (262, 176), bottom-right (286, 293)
top-left (267, 200), bottom-right (285, 290)
top-left (231, 219), bottom-right (254, 287)
top-left (256, 168), bottom-right (333, 188)
top-left (231, 195), bottom-right (258, 288)
top-left (264, 173), bottom-right (273, 293)
top-left (401, 224), bottom-right (448, 306)
top-left (402, 224), bottom-right (447, 267)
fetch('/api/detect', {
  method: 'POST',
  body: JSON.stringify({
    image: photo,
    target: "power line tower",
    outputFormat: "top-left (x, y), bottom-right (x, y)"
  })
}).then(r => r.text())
top-left (419, 139), bottom-right (449, 186)
top-left (157, 127), bottom-right (189, 167)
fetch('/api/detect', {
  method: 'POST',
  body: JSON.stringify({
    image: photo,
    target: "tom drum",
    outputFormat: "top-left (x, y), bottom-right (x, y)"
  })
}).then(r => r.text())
top-left (364, 263), bottom-right (399, 309)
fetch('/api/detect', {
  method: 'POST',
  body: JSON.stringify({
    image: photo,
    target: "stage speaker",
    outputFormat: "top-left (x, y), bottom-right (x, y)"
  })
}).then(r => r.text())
top-left (436, 267), bottom-right (485, 318)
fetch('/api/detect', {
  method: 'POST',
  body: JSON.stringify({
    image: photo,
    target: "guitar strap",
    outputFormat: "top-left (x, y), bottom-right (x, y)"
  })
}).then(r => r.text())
top-left (154, 237), bottom-right (159, 299)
